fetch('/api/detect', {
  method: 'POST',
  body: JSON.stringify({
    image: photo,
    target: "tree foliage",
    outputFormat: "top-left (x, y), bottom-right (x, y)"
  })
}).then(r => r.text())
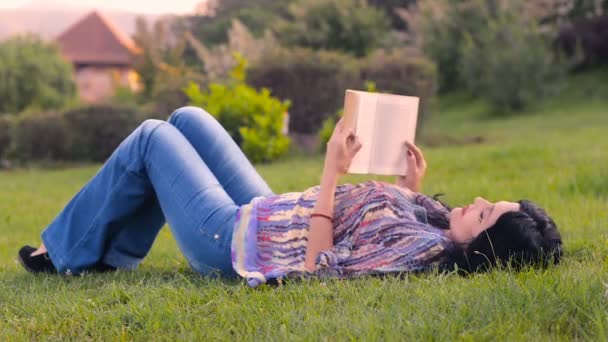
top-left (459, 5), bottom-right (565, 111)
top-left (274, 0), bottom-right (391, 57)
top-left (0, 116), bottom-right (13, 159)
top-left (418, 0), bottom-right (497, 92)
top-left (0, 35), bottom-right (76, 114)
top-left (184, 19), bottom-right (277, 83)
top-left (368, 0), bottom-right (418, 30)
top-left (185, 0), bottom-right (295, 47)
top-left (132, 17), bottom-right (205, 113)
top-left (419, 0), bottom-right (565, 111)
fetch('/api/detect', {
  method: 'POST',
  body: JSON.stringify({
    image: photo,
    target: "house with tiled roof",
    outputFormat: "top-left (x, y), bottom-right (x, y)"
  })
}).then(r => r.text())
top-left (56, 11), bottom-right (141, 102)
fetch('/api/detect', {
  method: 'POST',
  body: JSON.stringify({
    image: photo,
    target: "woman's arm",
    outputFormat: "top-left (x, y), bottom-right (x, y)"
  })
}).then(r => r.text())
top-left (304, 118), bottom-right (361, 272)
top-left (304, 171), bottom-right (338, 271)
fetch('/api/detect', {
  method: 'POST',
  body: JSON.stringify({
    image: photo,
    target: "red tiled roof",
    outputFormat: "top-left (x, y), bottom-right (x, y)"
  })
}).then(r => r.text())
top-left (56, 11), bottom-right (140, 66)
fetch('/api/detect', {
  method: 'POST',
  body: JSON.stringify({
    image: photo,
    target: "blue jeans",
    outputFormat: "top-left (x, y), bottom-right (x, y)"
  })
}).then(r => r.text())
top-left (41, 107), bottom-right (273, 276)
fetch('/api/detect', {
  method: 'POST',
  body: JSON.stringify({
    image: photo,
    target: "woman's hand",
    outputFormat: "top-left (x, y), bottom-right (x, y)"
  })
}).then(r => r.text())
top-left (396, 141), bottom-right (427, 192)
top-left (323, 117), bottom-right (362, 177)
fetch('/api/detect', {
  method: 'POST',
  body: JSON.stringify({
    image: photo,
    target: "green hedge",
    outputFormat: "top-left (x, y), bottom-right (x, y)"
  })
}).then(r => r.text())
top-left (11, 104), bottom-right (141, 163)
top-left (249, 47), bottom-right (437, 134)
top-left (13, 111), bottom-right (70, 161)
top-left (62, 105), bottom-right (139, 162)
top-left (360, 49), bottom-right (437, 123)
top-left (249, 48), bottom-right (360, 134)
top-left (0, 115), bottom-right (13, 159)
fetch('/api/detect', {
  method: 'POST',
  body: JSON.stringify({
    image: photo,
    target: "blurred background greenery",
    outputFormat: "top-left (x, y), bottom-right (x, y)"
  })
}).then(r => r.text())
top-left (0, 0), bottom-right (607, 164)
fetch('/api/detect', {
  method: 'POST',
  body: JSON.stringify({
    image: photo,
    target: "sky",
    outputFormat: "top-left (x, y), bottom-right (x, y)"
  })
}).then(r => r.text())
top-left (0, 0), bottom-right (204, 14)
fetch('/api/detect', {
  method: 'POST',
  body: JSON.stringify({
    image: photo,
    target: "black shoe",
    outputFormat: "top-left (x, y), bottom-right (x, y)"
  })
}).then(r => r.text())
top-left (18, 245), bottom-right (57, 273)
top-left (91, 262), bottom-right (117, 273)
top-left (19, 245), bottom-right (118, 274)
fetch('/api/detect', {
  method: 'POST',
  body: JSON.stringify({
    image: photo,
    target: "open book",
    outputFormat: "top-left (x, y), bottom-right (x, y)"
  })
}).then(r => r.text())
top-left (343, 89), bottom-right (419, 176)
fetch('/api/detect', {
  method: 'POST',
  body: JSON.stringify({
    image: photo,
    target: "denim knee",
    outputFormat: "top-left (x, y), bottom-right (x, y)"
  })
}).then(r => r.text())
top-left (136, 119), bottom-right (168, 148)
top-left (138, 119), bottom-right (166, 138)
top-left (168, 106), bottom-right (216, 127)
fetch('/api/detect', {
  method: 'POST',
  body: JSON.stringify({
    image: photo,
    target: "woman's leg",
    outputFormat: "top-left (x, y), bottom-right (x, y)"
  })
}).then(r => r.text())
top-left (41, 120), bottom-right (239, 276)
top-left (100, 107), bottom-right (274, 268)
top-left (167, 107), bottom-right (274, 205)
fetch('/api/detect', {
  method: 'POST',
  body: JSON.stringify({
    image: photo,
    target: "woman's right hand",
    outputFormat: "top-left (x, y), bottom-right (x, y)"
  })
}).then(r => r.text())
top-left (324, 117), bottom-right (362, 176)
top-left (396, 141), bottom-right (427, 192)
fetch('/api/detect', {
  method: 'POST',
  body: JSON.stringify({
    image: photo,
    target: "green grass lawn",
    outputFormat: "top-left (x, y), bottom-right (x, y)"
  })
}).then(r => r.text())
top-left (1, 71), bottom-right (608, 340)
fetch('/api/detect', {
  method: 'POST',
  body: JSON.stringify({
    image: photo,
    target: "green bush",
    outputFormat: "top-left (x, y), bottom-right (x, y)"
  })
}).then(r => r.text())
top-left (418, 0), bottom-right (492, 92)
top-left (249, 47), bottom-right (360, 134)
top-left (0, 35), bottom-right (76, 114)
top-left (62, 105), bottom-right (140, 162)
top-left (184, 55), bottom-right (290, 163)
top-left (250, 47), bottom-right (437, 135)
top-left (317, 110), bottom-right (341, 151)
top-left (360, 49), bottom-right (437, 121)
top-left (459, 4), bottom-right (564, 111)
top-left (420, 0), bottom-right (564, 111)
top-left (274, 0), bottom-right (390, 57)
top-left (12, 112), bottom-right (70, 161)
top-left (0, 116), bottom-right (13, 159)
top-left (10, 105), bottom-right (141, 163)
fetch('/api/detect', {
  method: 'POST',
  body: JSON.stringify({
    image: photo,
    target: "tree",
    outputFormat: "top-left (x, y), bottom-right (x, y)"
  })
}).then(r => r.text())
top-left (459, 6), bottom-right (565, 111)
top-left (132, 17), bottom-right (205, 108)
top-left (185, 0), bottom-right (296, 47)
top-left (197, 0), bottom-right (291, 15)
top-left (132, 17), bottom-right (161, 100)
top-left (274, 0), bottom-right (391, 57)
top-left (417, 0), bottom-right (498, 92)
top-left (0, 35), bottom-right (76, 114)
top-left (185, 19), bottom-right (277, 82)
top-left (418, 0), bottom-right (565, 111)
top-left (368, 0), bottom-right (418, 30)
top-left (526, 0), bottom-right (608, 26)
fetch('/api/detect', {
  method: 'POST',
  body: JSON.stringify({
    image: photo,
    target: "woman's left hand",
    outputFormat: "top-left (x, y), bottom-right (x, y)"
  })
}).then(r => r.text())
top-left (396, 141), bottom-right (427, 192)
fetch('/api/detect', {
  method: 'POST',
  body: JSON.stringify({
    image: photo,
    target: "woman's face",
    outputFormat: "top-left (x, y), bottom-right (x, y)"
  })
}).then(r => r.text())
top-left (449, 197), bottom-right (520, 244)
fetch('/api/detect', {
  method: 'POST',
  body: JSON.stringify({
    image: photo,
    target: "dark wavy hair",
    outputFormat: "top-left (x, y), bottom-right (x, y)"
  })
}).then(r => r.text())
top-left (432, 200), bottom-right (563, 273)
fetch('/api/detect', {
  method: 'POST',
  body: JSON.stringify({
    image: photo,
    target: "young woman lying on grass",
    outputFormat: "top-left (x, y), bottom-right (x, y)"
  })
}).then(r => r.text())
top-left (18, 107), bottom-right (563, 286)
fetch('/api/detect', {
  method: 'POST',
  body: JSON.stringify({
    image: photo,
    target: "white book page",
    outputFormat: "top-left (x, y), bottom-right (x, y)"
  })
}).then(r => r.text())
top-left (347, 92), bottom-right (376, 174)
top-left (369, 95), bottom-right (418, 175)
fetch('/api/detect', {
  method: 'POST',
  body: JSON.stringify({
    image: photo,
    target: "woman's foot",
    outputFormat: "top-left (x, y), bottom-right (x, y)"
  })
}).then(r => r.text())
top-left (18, 245), bottom-right (117, 274)
top-left (30, 244), bottom-right (47, 256)
top-left (18, 245), bottom-right (57, 273)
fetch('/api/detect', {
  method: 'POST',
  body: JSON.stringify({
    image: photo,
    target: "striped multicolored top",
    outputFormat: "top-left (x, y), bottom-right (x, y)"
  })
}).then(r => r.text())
top-left (231, 180), bottom-right (451, 287)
